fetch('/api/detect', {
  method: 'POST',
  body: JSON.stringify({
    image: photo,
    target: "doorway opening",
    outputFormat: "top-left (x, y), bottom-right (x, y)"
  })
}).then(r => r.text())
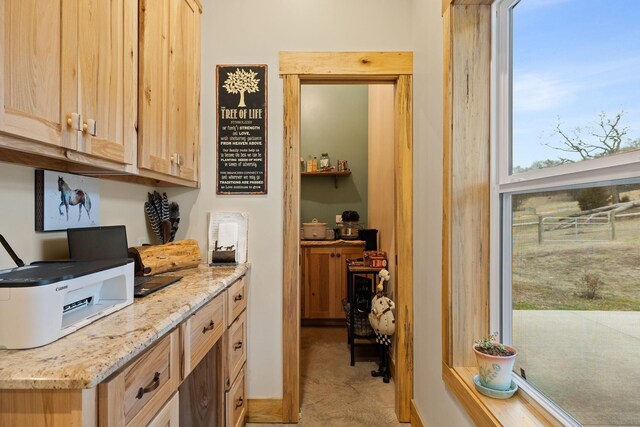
top-left (280, 52), bottom-right (414, 423)
top-left (299, 82), bottom-right (399, 423)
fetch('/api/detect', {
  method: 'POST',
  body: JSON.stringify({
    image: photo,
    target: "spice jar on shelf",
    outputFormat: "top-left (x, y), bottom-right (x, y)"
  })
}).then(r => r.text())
top-left (320, 153), bottom-right (330, 170)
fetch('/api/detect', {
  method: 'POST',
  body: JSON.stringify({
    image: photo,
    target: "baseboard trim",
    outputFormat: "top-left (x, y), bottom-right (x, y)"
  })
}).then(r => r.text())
top-left (410, 399), bottom-right (427, 427)
top-left (247, 398), bottom-right (283, 423)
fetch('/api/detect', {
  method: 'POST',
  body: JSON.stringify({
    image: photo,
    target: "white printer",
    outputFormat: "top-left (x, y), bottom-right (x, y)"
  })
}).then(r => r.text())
top-left (0, 259), bottom-right (134, 349)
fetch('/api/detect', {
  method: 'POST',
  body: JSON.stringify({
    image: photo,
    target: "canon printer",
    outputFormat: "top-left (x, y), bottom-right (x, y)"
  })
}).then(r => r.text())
top-left (0, 259), bottom-right (134, 349)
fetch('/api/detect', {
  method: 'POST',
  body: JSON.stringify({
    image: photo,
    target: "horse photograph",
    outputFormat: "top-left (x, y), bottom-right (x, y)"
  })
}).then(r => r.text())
top-left (35, 170), bottom-right (100, 231)
top-left (58, 176), bottom-right (92, 221)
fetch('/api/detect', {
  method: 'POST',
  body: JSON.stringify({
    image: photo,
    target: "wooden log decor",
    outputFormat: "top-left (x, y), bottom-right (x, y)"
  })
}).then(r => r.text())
top-left (129, 239), bottom-right (201, 276)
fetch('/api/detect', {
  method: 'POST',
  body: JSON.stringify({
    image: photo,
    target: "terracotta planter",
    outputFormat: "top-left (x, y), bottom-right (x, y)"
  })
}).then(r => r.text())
top-left (473, 344), bottom-right (517, 391)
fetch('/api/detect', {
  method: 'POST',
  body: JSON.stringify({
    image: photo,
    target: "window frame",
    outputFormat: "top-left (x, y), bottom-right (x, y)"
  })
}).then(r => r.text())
top-left (491, 0), bottom-right (640, 425)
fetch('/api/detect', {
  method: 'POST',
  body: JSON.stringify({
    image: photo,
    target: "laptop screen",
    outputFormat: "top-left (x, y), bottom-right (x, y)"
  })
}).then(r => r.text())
top-left (67, 225), bottom-right (129, 260)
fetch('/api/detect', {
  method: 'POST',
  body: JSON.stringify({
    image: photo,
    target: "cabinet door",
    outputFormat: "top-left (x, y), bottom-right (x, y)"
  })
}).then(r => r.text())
top-left (168, 0), bottom-right (199, 182)
top-left (77, 0), bottom-right (135, 164)
top-left (304, 247), bottom-right (335, 319)
top-left (139, 0), bottom-right (200, 181)
top-left (139, 0), bottom-right (171, 174)
top-left (0, 0), bottom-right (76, 149)
top-left (335, 245), bottom-right (365, 318)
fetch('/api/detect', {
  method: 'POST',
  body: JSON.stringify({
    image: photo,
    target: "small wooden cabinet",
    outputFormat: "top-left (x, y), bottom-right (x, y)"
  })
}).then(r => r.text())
top-left (301, 243), bottom-right (365, 320)
top-left (0, 0), bottom-right (136, 165)
top-left (224, 278), bottom-right (247, 426)
top-left (99, 329), bottom-right (181, 426)
top-left (138, 0), bottom-right (201, 183)
top-left (181, 294), bottom-right (225, 378)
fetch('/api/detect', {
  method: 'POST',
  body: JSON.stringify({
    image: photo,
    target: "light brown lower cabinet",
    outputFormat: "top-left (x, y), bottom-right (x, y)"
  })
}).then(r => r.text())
top-left (225, 368), bottom-right (246, 427)
top-left (178, 344), bottom-right (224, 426)
top-left (98, 329), bottom-right (181, 427)
top-left (224, 279), bottom-right (248, 427)
top-left (98, 277), bottom-right (247, 426)
top-left (301, 243), bottom-right (365, 320)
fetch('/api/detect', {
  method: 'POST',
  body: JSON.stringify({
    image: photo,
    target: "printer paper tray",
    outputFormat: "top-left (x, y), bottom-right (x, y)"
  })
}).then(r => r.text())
top-left (61, 299), bottom-right (125, 330)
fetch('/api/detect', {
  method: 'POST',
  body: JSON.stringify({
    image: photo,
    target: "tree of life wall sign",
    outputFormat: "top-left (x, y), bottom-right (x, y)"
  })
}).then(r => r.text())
top-left (216, 65), bottom-right (268, 194)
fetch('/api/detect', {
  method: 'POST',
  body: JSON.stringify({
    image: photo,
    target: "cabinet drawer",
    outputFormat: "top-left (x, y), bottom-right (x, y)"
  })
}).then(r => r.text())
top-left (227, 277), bottom-right (247, 326)
top-left (181, 294), bottom-right (225, 378)
top-left (225, 310), bottom-right (247, 391)
top-left (225, 367), bottom-right (246, 427)
top-left (147, 391), bottom-right (179, 427)
top-left (98, 329), bottom-right (180, 427)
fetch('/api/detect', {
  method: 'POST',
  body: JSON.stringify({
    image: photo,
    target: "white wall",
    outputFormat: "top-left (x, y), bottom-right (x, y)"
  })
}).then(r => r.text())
top-left (0, 163), bottom-right (156, 269)
top-left (411, 0), bottom-right (474, 425)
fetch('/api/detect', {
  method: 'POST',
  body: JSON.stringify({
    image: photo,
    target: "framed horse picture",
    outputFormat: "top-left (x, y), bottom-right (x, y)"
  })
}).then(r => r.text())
top-left (35, 170), bottom-right (100, 231)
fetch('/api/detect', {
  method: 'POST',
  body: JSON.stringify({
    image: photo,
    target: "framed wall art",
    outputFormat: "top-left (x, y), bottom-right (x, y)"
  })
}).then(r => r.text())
top-left (35, 170), bottom-right (100, 231)
top-left (216, 64), bottom-right (268, 195)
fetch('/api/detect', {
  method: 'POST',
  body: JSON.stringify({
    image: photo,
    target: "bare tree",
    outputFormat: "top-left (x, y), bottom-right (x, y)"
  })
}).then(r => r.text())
top-left (545, 111), bottom-right (633, 203)
top-left (545, 111), bottom-right (630, 162)
top-left (223, 68), bottom-right (260, 108)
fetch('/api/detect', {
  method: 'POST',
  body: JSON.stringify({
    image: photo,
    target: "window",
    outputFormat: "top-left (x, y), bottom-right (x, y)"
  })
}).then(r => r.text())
top-left (494, 1), bottom-right (640, 425)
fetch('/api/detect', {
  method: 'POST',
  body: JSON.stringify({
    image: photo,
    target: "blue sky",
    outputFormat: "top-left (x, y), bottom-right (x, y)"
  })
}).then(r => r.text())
top-left (512, 0), bottom-right (640, 169)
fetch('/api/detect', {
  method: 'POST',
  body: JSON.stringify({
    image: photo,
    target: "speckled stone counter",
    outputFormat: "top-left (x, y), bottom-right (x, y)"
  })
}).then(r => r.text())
top-left (0, 263), bottom-right (248, 390)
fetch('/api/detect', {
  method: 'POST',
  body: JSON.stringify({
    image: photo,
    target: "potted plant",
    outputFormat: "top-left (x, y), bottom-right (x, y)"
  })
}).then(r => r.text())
top-left (473, 333), bottom-right (517, 392)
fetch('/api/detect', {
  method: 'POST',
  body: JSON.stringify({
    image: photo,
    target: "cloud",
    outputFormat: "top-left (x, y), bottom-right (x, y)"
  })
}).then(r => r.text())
top-left (516, 0), bottom-right (576, 12)
top-left (513, 73), bottom-right (579, 112)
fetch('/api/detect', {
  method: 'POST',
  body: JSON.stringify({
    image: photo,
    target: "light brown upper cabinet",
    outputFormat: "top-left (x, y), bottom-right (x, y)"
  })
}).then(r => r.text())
top-left (139, 0), bottom-right (201, 184)
top-left (0, 0), bottom-right (137, 165)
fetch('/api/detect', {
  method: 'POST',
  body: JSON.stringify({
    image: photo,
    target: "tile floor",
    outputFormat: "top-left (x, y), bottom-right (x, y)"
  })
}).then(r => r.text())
top-left (248, 326), bottom-right (407, 427)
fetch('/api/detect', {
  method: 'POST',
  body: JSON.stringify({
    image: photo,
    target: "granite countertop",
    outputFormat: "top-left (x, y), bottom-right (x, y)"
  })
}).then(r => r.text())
top-left (300, 239), bottom-right (365, 247)
top-left (0, 263), bottom-right (248, 390)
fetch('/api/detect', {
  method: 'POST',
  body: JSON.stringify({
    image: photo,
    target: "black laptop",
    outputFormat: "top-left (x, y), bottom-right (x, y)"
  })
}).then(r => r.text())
top-left (67, 225), bottom-right (181, 297)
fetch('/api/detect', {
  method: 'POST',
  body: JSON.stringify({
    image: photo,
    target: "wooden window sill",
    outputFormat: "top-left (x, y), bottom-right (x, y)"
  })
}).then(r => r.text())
top-left (443, 365), bottom-right (560, 427)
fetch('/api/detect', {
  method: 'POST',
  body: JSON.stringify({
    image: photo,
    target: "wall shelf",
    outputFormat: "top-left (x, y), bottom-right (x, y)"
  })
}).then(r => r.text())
top-left (301, 171), bottom-right (351, 188)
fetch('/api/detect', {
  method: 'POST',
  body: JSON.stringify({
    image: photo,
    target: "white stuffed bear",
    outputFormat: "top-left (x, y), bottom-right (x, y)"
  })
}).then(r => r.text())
top-left (368, 269), bottom-right (396, 336)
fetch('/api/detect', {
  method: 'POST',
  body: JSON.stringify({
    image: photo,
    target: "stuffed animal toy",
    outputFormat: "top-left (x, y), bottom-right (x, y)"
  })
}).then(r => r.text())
top-left (368, 269), bottom-right (396, 336)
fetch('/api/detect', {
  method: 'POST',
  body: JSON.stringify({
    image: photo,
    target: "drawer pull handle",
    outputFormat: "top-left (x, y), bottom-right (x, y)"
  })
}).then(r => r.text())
top-left (234, 341), bottom-right (243, 350)
top-left (235, 397), bottom-right (244, 408)
top-left (202, 320), bottom-right (215, 333)
top-left (136, 372), bottom-right (160, 399)
top-left (234, 294), bottom-right (243, 302)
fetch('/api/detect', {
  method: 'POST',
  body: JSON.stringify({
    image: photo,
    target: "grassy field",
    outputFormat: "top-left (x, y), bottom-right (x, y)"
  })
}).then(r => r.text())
top-left (512, 191), bottom-right (640, 311)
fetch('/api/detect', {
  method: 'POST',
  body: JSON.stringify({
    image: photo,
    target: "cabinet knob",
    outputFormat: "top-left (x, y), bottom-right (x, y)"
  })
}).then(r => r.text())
top-left (337, 253), bottom-right (341, 258)
top-left (235, 397), bottom-right (244, 408)
top-left (202, 320), bottom-right (215, 334)
top-left (171, 153), bottom-right (184, 166)
top-left (136, 372), bottom-right (161, 399)
top-left (82, 119), bottom-right (97, 136)
top-left (330, 253), bottom-right (335, 258)
top-left (67, 113), bottom-right (81, 131)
